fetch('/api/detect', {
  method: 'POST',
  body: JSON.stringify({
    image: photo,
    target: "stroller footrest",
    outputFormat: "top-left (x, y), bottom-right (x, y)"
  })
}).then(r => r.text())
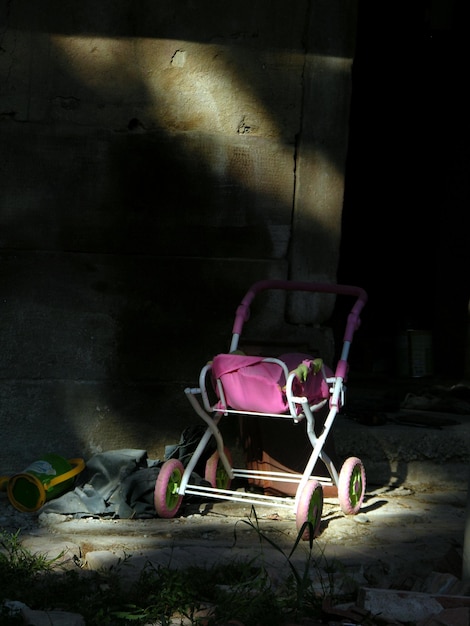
top-left (183, 483), bottom-right (294, 508)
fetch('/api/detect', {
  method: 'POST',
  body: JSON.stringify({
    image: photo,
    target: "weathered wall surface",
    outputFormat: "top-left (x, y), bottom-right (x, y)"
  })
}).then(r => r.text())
top-left (0, 1), bottom-right (357, 473)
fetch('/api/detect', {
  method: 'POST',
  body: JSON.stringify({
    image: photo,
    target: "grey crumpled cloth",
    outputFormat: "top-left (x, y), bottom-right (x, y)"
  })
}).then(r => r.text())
top-left (40, 449), bottom-right (161, 519)
top-left (41, 426), bottom-right (214, 519)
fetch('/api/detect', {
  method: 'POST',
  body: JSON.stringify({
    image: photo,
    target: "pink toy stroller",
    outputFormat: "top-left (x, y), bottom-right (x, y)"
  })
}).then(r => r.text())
top-left (154, 280), bottom-right (368, 539)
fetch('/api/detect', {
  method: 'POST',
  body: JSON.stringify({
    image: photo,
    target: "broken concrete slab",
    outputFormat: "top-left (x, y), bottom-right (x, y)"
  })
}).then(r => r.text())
top-left (3, 601), bottom-right (85, 626)
top-left (357, 587), bottom-right (470, 624)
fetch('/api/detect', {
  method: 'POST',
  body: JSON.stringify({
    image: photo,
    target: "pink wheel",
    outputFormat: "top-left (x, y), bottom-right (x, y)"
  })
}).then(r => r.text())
top-left (338, 456), bottom-right (366, 515)
top-left (204, 447), bottom-right (232, 489)
top-left (154, 459), bottom-right (184, 518)
top-left (295, 479), bottom-right (323, 541)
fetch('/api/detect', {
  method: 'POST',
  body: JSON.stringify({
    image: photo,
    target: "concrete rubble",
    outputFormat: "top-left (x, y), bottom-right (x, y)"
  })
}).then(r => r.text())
top-left (2, 479), bottom-right (469, 625)
top-left (4, 601), bottom-right (85, 626)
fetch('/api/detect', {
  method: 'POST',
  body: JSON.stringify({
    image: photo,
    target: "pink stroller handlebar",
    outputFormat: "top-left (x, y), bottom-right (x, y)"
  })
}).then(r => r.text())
top-left (232, 279), bottom-right (368, 343)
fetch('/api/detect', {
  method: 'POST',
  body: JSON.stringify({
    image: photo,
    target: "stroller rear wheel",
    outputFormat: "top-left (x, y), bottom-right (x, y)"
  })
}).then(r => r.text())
top-left (338, 456), bottom-right (366, 515)
top-left (205, 447), bottom-right (232, 490)
top-left (295, 479), bottom-right (323, 541)
top-left (154, 459), bottom-right (184, 518)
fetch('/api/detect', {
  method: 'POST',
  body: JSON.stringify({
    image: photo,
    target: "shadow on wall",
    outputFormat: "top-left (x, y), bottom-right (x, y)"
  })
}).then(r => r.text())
top-left (0, 1), bottom-right (352, 460)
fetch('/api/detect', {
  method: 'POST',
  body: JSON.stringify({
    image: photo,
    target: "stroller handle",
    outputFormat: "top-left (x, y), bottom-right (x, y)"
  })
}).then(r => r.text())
top-left (232, 279), bottom-right (368, 343)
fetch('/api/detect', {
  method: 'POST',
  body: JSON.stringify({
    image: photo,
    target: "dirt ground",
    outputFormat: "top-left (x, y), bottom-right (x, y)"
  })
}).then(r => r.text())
top-left (1, 480), bottom-right (467, 593)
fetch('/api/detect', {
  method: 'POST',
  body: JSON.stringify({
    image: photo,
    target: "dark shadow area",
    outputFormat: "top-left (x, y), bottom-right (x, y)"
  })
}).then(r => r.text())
top-left (0, 0), bottom-right (356, 459)
top-left (337, 0), bottom-right (470, 379)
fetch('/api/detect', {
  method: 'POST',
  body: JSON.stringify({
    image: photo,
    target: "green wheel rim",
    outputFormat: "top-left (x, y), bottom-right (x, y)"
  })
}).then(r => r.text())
top-left (349, 465), bottom-right (363, 509)
top-left (166, 468), bottom-right (182, 509)
top-left (215, 466), bottom-right (230, 489)
top-left (308, 486), bottom-right (322, 525)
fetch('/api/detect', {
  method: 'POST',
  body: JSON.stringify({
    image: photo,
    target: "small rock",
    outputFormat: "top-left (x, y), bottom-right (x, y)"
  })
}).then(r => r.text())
top-left (21, 605), bottom-right (85, 625)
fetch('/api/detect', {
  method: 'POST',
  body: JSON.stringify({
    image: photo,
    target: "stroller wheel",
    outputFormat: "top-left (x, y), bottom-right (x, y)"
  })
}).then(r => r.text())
top-left (338, 456), bottom-right (366, 515)
top-left (295, 479), bottom-right (323, 541)
top-left (154, 459), bottom-right (184, 518)
top-left (205, 447), bottom-right (232, 490)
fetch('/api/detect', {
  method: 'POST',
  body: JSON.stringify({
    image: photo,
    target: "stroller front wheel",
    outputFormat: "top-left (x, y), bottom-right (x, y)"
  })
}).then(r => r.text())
top-left (295, 479), bottom-right (323, 541)
top-left (338, 456), bottom-right (366, 515)
top-left (205, 447), bottom-right (233, 490)
top-left (154, 459), bottom-right (184, 518)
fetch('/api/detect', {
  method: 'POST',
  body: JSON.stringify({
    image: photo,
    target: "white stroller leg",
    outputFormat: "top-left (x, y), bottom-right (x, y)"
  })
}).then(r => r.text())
top-left (182, 389), bottom-right (233, 493)
top-left (318, 450), bottom-right (339, 487)
top-left (295, 403), bottom-right (340, 510)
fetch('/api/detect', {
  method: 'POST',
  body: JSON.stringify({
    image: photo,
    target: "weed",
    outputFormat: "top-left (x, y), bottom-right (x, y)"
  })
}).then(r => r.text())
top-left (0, 514), bottom-right (362, 625)
top-left (111, 563), bottom-right (202, 624)
top-left (234, 506), bottom-right (358, 624)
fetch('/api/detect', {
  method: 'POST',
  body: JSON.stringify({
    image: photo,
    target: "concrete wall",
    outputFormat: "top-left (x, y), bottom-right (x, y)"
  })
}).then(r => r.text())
top-left (0, 1), bottom-right (357, 473)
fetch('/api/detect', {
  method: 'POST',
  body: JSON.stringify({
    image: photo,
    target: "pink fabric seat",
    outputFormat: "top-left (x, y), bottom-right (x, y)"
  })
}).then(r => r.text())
top-left (211, 352), bottom-right (332, 414)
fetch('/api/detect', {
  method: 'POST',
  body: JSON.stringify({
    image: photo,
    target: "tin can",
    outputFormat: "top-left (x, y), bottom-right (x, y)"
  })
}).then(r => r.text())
top-left (6, 454), bottom-right (85, 512)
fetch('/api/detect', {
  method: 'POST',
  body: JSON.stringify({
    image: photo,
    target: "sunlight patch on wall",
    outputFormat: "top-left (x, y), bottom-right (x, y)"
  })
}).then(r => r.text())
top-left (50, 35), bottom-right (345, 247)
top-left (51, 35), bottom-right (282, 138)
